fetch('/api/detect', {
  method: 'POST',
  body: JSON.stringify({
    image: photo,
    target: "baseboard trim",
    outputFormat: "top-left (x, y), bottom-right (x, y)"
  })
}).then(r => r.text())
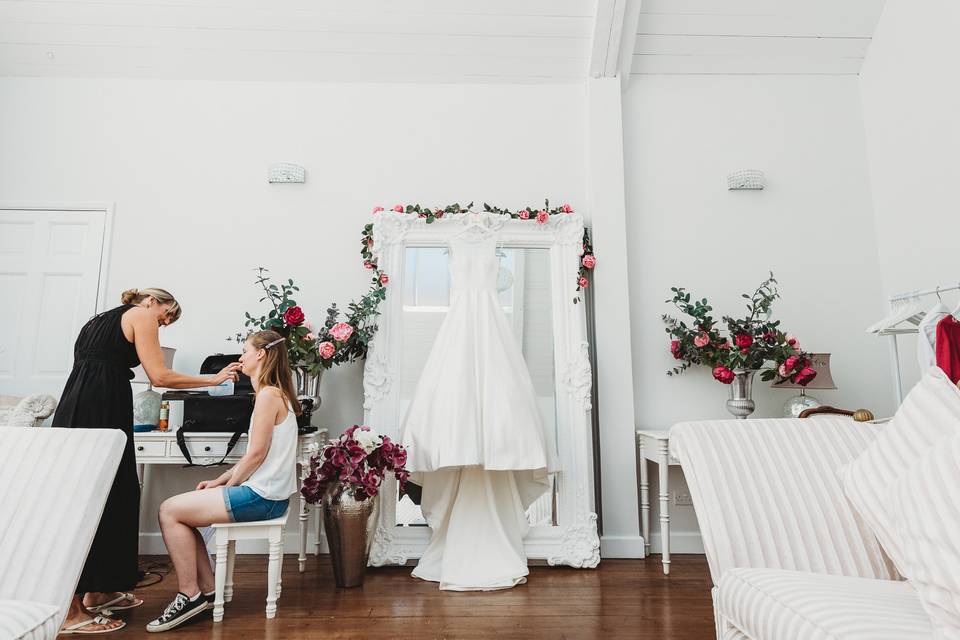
top-left (599, 535), bottom-right (645, 558)
top-left (647, 531), bottom-right (704, 555)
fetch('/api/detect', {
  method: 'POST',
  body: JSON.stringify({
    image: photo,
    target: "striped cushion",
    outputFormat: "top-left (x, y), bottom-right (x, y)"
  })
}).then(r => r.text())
top-left (841, 366), bottom-right (960, 575)
top-left (671, 417), bottom-right (898, 586)
top-left (890, 431), bottom-right (960, 636)
top-left (0, 428), bottom-right (125, 628)
top-left (0, 600), bottom-right (59, 640)
top-left (718, 568), bottom-right (933, 640)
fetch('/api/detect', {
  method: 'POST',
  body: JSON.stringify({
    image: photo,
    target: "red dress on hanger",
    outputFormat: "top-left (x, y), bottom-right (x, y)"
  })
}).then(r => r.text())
top-left (935, 315), bottom-right (960, 384)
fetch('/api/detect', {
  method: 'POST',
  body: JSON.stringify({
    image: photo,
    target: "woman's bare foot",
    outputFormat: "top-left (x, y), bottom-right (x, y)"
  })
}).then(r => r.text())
top-left (61, 596), bottom-right (125, 633)
top-left (83, 591), bottom-right (143, 610)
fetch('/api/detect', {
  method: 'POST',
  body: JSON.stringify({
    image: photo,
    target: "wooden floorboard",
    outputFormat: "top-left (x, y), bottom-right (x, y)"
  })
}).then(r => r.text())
top-left (114, 555), bottom-right (715, 639)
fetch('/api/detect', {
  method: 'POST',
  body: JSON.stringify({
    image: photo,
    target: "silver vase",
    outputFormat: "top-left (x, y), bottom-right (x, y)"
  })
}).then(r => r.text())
top-left (293, 366), bottom-right (323, 405)
top-left (322, 485), bottom-right (380, 588)
top-left (726, 369), bottom-right (758, 419)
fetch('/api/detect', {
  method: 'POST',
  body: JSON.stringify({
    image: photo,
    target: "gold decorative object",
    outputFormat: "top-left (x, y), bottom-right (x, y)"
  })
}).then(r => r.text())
top-left (322, 485), bottom-right (380, 588)
top-left (852, 409), bottom-right (875, 422)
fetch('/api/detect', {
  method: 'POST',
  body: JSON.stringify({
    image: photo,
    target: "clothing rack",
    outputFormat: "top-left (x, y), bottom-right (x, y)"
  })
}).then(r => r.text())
top-left (875, 282), bottom-right (960, 405)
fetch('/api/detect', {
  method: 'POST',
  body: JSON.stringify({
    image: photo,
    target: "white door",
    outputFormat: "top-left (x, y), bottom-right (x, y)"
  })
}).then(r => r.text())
top-left (0, 209), bottom-right (107, 397)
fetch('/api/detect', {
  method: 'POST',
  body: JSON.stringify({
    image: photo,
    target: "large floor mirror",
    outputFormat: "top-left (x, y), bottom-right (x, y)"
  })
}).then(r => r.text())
top-left (363, 211), bottom-right (599, 568)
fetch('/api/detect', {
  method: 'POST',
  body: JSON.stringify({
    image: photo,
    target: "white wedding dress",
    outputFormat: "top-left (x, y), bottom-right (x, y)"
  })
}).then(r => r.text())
top-left (401, 229), bottom-right (553, 591)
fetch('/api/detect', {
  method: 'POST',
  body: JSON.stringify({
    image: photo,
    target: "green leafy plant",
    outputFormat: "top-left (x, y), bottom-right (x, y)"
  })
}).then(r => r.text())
top-left (662, 273), bottom-right (817, 385)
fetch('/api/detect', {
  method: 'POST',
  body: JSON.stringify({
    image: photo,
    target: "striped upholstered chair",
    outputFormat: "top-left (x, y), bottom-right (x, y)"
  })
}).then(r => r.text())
top-left (671, 416), bottom-right (936, 640)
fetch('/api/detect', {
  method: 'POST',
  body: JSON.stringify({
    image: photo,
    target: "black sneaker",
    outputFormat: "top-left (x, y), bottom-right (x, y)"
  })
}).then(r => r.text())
top-left (146, 592), bottom-right (209, 633)
top-left (203, 591), bottom-right (215, 605)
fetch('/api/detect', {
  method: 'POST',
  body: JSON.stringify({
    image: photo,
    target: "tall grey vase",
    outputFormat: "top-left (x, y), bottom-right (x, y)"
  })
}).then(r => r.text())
top-left (322, 485), bottom-right (380, 588)
top-left (726, 369), bottom-right (758, 419)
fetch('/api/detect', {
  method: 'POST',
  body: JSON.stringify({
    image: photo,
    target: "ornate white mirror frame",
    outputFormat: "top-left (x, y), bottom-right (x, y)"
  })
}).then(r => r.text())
top-left (363, 210), bottom-right (600, 568)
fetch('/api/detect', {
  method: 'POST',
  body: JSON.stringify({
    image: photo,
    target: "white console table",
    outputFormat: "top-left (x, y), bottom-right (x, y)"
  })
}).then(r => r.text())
top-left (636, 429), bottom-right (680, 575)
top-left (134, 429), bottom-right (326, 572)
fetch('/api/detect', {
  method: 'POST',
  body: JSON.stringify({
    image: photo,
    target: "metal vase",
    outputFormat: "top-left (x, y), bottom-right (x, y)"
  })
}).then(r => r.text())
top-left (293, 366), bottom-right (323, 406)
top-left (726, 369), bottom-right (758, 419)
top-left (322, 485), bottom-right (380, 588)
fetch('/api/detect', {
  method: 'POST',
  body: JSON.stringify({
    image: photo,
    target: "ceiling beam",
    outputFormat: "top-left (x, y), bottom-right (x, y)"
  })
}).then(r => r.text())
top-left (589, 0), bottom-right (643, 80)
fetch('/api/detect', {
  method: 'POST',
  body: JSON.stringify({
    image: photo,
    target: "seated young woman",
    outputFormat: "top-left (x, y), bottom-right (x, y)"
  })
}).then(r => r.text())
top-left (146, 330), bottom-right (302, 633)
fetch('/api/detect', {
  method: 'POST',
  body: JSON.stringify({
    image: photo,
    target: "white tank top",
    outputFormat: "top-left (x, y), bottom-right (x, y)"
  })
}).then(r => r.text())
top-left (243, 404), bottom-right (298, 501)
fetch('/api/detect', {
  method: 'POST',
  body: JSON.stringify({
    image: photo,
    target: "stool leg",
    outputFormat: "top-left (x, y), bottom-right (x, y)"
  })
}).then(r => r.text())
top-left (214, 534), bottom-right (228, 623)
top-left (299, 492), bottom-right (308, 572)
top-left (277, 550), bottom-right (284, 599)
top-left (266, 532), bottom-right (282, 619)
top-left (224, 540), bottom-right (236, 603)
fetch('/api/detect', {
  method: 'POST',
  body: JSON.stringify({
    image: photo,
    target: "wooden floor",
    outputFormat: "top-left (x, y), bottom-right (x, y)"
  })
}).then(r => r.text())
top-left (114, 555), bottom-right (715, 639)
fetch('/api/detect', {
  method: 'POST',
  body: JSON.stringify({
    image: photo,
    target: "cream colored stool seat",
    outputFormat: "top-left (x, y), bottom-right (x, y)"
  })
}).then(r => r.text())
top-left (211, 509), bottom-right (289, 622)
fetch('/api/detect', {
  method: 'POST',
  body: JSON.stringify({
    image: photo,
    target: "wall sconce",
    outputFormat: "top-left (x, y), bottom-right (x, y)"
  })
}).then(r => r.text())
top-left (727, 169), bottom-right (765, 190)
top-left (268, 163), bottom-right (306, 184)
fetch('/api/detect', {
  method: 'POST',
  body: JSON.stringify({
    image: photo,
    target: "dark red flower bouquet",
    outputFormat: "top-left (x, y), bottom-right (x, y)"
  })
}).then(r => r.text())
top-left (662, 273), bottom-right (817, 386)
top-left (300, 425), bottom-right (409, 503)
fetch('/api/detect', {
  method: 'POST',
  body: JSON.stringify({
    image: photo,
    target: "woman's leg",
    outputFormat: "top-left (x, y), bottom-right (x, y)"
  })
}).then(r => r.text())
top-left (158, 488), bottom-right (229, 596)
top-left (193, 528), bottom-right (216, 594)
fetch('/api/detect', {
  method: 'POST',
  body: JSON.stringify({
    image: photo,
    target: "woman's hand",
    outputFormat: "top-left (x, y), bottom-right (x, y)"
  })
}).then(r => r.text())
top-left (196, 479), bottom-right (218, 491)
top-left (209, 362), bottom-right (241, 386)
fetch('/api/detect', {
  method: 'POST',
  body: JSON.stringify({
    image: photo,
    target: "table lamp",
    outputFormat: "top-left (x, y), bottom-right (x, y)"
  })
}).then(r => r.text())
top-left (773, 352), bottom-right (836, 418)
top-left (132, 346), bottom-right (176, 429)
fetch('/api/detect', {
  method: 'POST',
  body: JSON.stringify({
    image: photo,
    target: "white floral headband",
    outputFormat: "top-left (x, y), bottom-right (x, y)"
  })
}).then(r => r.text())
top-left (264, 337), bottom-right (285, 349)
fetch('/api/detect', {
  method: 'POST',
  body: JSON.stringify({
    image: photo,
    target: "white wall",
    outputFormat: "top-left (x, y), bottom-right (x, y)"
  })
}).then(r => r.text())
top-left (622, 75), bottom-right (891, 550)
top-left (860, 0), bottom-right (960, 391)
top-left (0, 77), bottom-right (587, 551)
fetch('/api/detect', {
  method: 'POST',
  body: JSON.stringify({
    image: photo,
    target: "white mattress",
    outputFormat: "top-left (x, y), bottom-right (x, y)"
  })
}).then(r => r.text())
top-left (0, 599), bottom-right (59, 640)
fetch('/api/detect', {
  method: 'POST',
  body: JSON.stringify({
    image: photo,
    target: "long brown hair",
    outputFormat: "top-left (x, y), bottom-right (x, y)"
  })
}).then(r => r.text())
top-left (247, 330), bottom-right (302, 416)
top-left (121, 287), bottom-right (182, 323)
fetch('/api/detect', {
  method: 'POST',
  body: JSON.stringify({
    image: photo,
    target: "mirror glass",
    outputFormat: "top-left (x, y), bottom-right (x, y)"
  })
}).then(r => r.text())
top-left (395, 246), bottom-right (559, 527)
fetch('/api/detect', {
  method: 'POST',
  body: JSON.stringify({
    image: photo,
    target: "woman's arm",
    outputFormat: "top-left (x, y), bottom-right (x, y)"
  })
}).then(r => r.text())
top-left (129, 310), bottom-right (239, 389)
top-left (225, 388), bottom-right (284, 487)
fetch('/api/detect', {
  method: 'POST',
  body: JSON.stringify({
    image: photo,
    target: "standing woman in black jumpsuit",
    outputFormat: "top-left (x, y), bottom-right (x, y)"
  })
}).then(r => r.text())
top-left (54, 288), bottom-right (240, 635)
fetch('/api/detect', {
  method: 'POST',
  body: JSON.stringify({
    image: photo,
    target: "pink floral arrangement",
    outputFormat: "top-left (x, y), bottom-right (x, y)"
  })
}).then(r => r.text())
top-left (663, 273), bottom-right (817, 386)
top-left (301, 425), bottom-right (410, 503)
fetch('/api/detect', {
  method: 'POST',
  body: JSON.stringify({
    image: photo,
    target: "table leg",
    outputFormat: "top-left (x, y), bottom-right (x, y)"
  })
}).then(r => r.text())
top-left (136, 463), bottom-right (145, 493)
top-left (638, 438), bottom-right (650, 558)
top-left (298, 493), bottom-right (308, 572)
top-left (658, 440), bottom-right (670, 575)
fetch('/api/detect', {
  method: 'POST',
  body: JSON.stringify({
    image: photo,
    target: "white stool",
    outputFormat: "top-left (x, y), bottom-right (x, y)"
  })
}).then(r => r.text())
top-left (211, 509), bottom-right (288, 621)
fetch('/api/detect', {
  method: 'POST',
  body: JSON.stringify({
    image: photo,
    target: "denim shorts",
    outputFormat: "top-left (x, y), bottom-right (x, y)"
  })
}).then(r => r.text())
top-left (222, 486), bottom-right (289, 523)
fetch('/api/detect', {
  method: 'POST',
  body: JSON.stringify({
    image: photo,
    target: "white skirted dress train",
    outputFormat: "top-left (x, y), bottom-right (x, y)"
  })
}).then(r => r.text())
top-left (401, 230), bottom-right (553, 591)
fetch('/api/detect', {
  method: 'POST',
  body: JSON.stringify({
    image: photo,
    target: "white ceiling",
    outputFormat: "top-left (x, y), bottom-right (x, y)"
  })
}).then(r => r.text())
top-left (0, 0), bottom-right (598, 82)
top-left (0, 0), bottom-right (887, 82)
top-left (631, 0), bottom-right (887, 75)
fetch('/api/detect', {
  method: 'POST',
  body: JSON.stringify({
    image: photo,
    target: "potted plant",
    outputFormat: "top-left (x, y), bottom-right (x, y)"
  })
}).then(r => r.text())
top-left (300, 425), bottom-right (409, 587)
top-left (662, 273), bottom-right (817, 418)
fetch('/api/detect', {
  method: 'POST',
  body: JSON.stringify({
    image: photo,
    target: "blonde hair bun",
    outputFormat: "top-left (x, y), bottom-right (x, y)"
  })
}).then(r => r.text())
top-left (121, 288), bottom-right (140, 304)
top-left (119, 287), bottom-right (182, 323)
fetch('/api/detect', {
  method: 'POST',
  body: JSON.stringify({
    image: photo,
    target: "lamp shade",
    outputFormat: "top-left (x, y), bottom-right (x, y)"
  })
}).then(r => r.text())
top-left (772, 352), bottom-right (836, 390)
top-left (132, 346), bottom-right (176, 385)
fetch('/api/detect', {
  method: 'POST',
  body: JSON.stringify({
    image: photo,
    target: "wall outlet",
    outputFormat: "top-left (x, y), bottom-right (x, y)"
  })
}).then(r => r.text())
top-left (674, 492), bottom-right (693, 506)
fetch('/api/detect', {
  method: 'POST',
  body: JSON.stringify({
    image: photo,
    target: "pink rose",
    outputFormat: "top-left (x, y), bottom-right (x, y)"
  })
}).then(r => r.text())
top-left (779, 364), bottom-right (789, 377)
top-left (561, 203), bottom-right (574, 213)
top-left (283, 306), bottom-right (305, 326)
top-left (318, 341), bottom-right (335, 359)
top-left (418, 211), bottom-right (428, 218)
top-left (305, 332), bottom-right (315, 341)
top-left (693, 333), bottom-right (710, 348)
top-left (713, 366), bottom-right (735, 384)
top-left (536, 210), bottom-right (549, 224)
top-left (433, 208), bottom-right (444, 218)
top-left (379, 273), bottom-right (390, 285)
top-left (372, 206), bottom-right (384, 213)
top-left (734, 334), bottom-right (753, 349)
top-left (367, 237), bottom-right (374, 247)
top-left (304, 321), bottom-right (314, 331)
top-left (785, 333), bottom-right (800, 351)
top-left (581, 254), bottom-right (597, 269)
top-left (391, 204), bottom-right (404, 213)
top-left (783, 355), bottom-right (800, 373)
top-left (794, 366), bottom-right (817, 386)
top-left (670, 340), bottom-right (682, 360)
top-left (364, 260), bottom-right (375, 270)
top-left (578, 276), bottom-right (589, 288)
top-left (518, 209), bottom-right (530, 220)
top-left (329, 322), bottom-right (354, 342)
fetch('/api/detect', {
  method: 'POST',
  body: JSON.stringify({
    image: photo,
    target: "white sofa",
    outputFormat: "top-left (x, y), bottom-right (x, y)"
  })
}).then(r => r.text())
top-left (0, 395), bottom-right (57, 428)
top-left (671, 416), bottom-right (935, 640)
top-left (0, 427), bottom-right (125, 639)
